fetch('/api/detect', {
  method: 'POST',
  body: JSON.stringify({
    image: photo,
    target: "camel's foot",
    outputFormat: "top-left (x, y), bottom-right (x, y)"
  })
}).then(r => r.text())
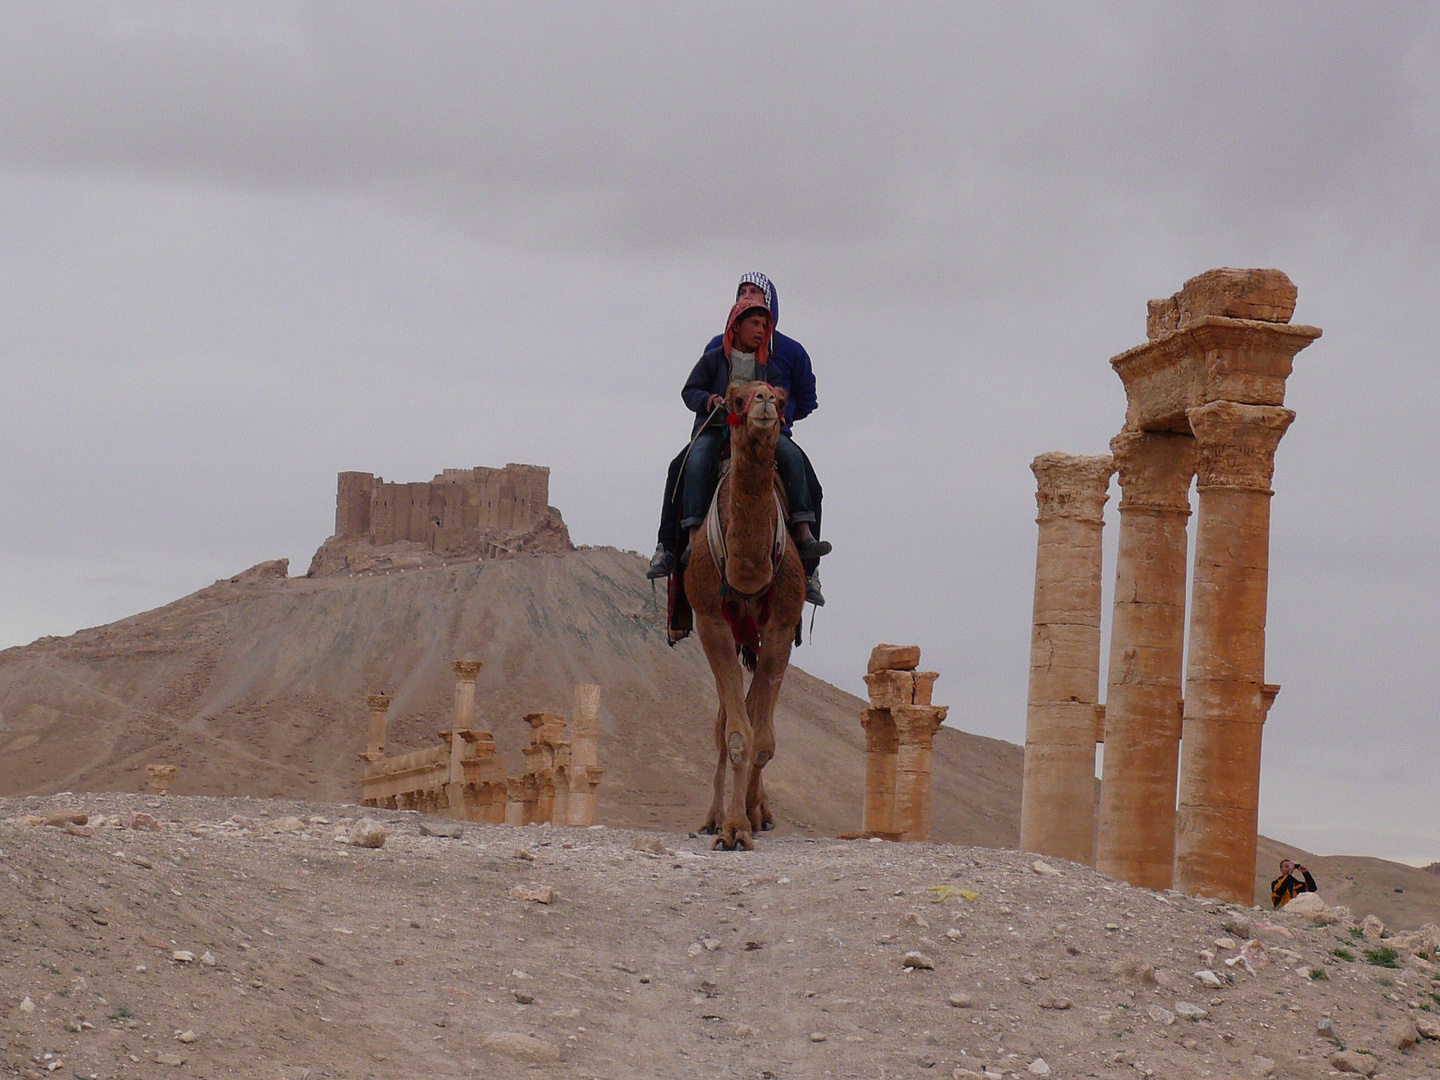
top-left (698, 818), bottom-right (719, 836)
top-left (712, 823), bottom-right (754, 851)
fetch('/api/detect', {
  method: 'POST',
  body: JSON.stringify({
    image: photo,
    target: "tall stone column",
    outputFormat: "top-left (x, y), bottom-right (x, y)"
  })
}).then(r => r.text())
top-left (860, 708), bottom-right (899, 837)
top-left (1096, 433), bottom-right (1196, 889)
top-left (1174, 401), bottom-right (1294, 902)
top-left (365, 694), bottom-right (391, 758)
top-left (1020, 453), bottom-right (1114, 864)
top-left (447, 661), bottom-right (483, 809)
top-left (893, 704), bottom-right (946, 841)
top-left (567, 684), bottom-right (604, 827)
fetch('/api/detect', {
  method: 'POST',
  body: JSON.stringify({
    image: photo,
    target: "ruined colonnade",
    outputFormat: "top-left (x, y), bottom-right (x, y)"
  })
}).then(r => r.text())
top-left (1020, 269), bottom-right (1320, 903)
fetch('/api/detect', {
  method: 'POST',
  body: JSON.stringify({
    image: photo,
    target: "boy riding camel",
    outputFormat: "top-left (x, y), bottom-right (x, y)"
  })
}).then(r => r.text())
top-left (649, 274), bottom-right (829, 604)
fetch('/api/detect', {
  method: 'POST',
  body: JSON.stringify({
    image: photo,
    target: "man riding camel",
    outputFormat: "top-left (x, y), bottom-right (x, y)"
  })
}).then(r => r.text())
top-left (648, 273), bottom-right (830, 605)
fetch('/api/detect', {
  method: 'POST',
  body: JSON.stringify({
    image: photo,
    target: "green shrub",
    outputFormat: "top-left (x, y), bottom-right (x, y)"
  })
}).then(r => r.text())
top-left (1308, 966), bottom-right (1329, 981)
top-left (1348, 926), bottom-right (1365, 939)
top-left (1332, 947), bottom-right (1355, 961)
top-left (1364, 946), bottom-right (1400, 968)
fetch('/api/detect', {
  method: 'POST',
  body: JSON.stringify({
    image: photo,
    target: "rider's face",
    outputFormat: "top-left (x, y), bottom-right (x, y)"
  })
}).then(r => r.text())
top-left (737, 283), bottom-right (767, 307)
top-left (733, 312), bottom-right (768, 352)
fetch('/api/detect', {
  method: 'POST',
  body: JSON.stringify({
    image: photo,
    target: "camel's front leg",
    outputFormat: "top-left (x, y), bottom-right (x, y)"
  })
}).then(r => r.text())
top-left (742, 631), bottom-right (792, 834)
top-left (699, 703), bottom-right (726, 834)
top-left (694, 612), bottom-right (754, 851)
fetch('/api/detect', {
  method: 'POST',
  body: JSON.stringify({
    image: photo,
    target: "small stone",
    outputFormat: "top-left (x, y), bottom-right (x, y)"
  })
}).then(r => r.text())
top-left (1245, 1055), bottom-right (1275, 1078)
top-left (513, 990), bottom-right (534, 1005)
top-left (419, 821), bottom-right (463, 839)
top-left (809, 1031), bottom-right (826, 1042)
top-left (199, 951), bottom-right (216, 967)
top-left (1221, 915), bottom-right (1252, 940)
top-left (686, 942), bottom-right (703, 957)
top-left (64, 823), bottom-right (93, 837)
top-left (513, 848), bottom-right (536, 861)
top-left (131, 855), bottom-right (153, 869)
top-left (508, 884), bottom-right (558, 904)
top-left (1415, 1015), bottom-right (1440, 1040)
top-left (1038, 996), bottom-right (1071, 1010)
top-left (702, 938), bottom-right (721, 951)
top-left (1027, 1059), bottom-right (1050, 1076)
top-left (1361, 914), bottom-right (1385, 941)
top-left (176, 1031), bottom-right (196, 1044)
top-left (1173, 1001), bottom-right (1207, 1020)
top-left (1193, 969), bottom-right (1223, 988)
top-left (171, 950), bottom-right (195, 963)
top-left (1329, 1050), bottom-right (1376, 1076)
top-left (630, 835), bottom-right (668, 854)
top-left (902, 951), bottom-right (935, 970)
top-left (1030, 860), bottom-right (1060, 877)
top-left (127, 812), bottom-right (162, 832)
top-left (902, 912), bottom-right (929, 928)
top-left (1281, 891), bottom-right (1324, 915)
top-left (1147, 1005), bottom-right (1175, 1025)
top-left (1317, 1017), bottom-right (1340, 1040)
top-left (347, 818), bottom-right (387, 848)
top-left (1213, 936), bottom-right (1237, 950)
top-left (1181, 1038), bottom-right (1197, 1050)
top-left (270, 816), bottom-right (305, 833)
top-left (480, 1031), bottom-right (561, 1063)
top-left (155, 1053), bottom-right (184, 1067)
top-left (947, 992), bottom-right (973, 1008)
top-left (19, 996), bottom-right (35, 1013)
top-left (868, 643), bottom-right (920, 672)
top-left (1104, 922), bottom-right (1119, 931)
top-left (45, 811), bottom-right (88, 827)
top-left (945, 928), bottom-right (961, 940)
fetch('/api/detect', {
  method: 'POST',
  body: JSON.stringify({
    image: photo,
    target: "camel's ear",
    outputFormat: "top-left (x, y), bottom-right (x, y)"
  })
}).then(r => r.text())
top-left (724, 383), bottom-right (748, 414)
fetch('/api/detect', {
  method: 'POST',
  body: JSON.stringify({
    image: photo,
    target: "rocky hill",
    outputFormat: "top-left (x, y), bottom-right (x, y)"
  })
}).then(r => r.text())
top-left (0, 546), bottom-right (1021, 846)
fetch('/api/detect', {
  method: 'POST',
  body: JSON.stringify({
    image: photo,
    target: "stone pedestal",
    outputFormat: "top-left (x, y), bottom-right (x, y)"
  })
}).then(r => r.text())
top-left (1174, 401), bottom-right (1294, 902)
top-left (1019, 453), bottom-right (1114, 865)
top-left (1096, 432), bottom-right (1195, 889)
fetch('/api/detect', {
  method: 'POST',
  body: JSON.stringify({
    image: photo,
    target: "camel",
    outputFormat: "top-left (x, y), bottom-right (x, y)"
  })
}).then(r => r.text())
top-left (684, 380), bottom-right (807, 851)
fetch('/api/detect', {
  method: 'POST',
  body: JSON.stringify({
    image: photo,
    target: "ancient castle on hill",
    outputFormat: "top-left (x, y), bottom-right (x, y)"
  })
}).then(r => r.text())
top-left (309, 463), bottom-right (572, 576)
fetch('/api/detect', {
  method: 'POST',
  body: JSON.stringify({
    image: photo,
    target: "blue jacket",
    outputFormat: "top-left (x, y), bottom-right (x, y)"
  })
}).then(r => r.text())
top-left (694, 278), bottom-right (817, 435)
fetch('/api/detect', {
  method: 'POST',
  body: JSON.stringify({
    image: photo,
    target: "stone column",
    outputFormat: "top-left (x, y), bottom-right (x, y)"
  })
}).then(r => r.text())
top-left (1174, 401), bottom-right (1294, 902)
top-left (860, 708), bottom-right (899, 837)
top-left (452, 660), bottom-right (483, 729)
top-left (893, 704), bottom-right (946, 841)
top-left (365, 693), bottom-right (392, 758)
top-left (1020, 453), bottom-right (1114, 864)
top-left (1095, 432), bottom-right (1196, 890)
top-left (567, 684), bottom-right (603, 827)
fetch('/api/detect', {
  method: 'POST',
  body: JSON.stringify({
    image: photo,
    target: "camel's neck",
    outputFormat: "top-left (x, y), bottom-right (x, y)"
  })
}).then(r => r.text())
top-left (722, 430), bottom-right (781, 593)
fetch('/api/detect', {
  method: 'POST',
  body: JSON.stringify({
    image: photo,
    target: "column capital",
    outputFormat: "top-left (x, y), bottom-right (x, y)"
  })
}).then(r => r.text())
top-left (1109, 431), bottom-right (1196, 513)
top-left (452, 660), bottom-right (483, 680)
top-left (860, 707), bottom-right (899, 753)
top-left (893, 704), bottom-right (947, 747)
top-left (1031, 453), bottom-right (1115, 524)
top-left (366, 693), bottom-right (392, 711)
top-left (1188, 401), bottom-right (1295, 491)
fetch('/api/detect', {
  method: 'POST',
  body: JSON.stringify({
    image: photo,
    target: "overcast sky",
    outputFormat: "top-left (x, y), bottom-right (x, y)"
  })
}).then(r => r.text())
top-left (2, 2), bottom-right (1437, 863)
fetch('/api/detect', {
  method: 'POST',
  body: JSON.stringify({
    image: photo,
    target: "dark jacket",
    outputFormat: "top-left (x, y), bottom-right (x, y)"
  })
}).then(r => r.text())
top-left (682, 346), bottom-right (770, 437)
top-left (1271, 869), bottom-right (1317, 909)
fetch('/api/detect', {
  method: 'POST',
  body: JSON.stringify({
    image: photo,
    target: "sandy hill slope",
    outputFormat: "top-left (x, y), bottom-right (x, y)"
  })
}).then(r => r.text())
top-left (0, 547), bottom-right (1021, 847)
top-left (2, 792), bottom-right (1438, 1080)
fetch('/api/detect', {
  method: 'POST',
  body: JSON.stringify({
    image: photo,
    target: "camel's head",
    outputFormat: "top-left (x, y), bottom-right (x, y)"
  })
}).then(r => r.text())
top-left (725, 381), bottom-right (787, 444)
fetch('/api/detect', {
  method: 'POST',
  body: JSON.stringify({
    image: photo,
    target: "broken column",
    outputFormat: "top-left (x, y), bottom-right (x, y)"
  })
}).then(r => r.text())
top-left (1173, 401), bottom-right (1294, 901)
top-left (1019, 453), bottom-right (1113, 865)
top-left (364, 693), bottom-right (391, 759)
top-left (566, 684), bottom-right (604, 827)
top-left (144, 764), bottom-right (177, 795)
top-left (1095, 432), bottom-right (1195, 890)
top-left (446, 661), bottom-right (483, 809)
top-left (860, 645), bottom-right (946, 842)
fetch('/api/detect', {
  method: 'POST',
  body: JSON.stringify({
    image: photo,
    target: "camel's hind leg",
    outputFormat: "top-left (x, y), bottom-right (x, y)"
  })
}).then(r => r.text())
top-left (699, 702), bottom-right (726, 834)
top-left (694, 613), bottom-right (755, 851)
top-left (742, 629), bottom-right (793, 834)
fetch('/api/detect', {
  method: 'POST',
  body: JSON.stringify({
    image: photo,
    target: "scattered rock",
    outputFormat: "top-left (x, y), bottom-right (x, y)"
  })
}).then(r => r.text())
top-left (1030, 860), bottom-right (1060, 877)
top-left (171, 950), bottom-right (195, 963)
top-left (1038, 996), bottom-right (1071, 1010)
top-left (131, 855), bottom-right (153, 869)
top-left (1147, 1005), bottom-right (1175, 1025)
top-left (127, 812), bottom-right (163, 832)
top-left (630, 835), bottom-right (668, 855)
top-left (1194, 969), bottom-right (1223, 988)
top-left (947, 992), bottom-right (973, 1008)
top-left (1361, 914), bottom-right (1385, 941)
top-left (1220, 915), bottom-right (1252, 940)
top-left (513, 848), bottom-right (536, 861)
top-left (512, 990), bottom-right (534, 1005)
top-left (1173, 1001), bottom-right (1207, 1020)
top-left (270, 816), bottom-right (306, 833)
top-left (1317, 1017), bottom-right (1340, 1041)
top-left (19, 997), bottom-right (35, 1013)
top-left (44, 812), bottom-right (88, 827)
top-left (1213, 936), bottom-right (1237, 950)
top-left (1238, 939), bottom-right (1269, 969)
top-left (1415, 1015), bottom-right (1440, 1040)
top-left (702, 937), bottom-right (721, 952)
top-left (1329, 1050), bottom-right (1376, 1076)
top-left (1388, 1018), bottom-right (1420, 1050)
top-left (1027, 1059), bottom-right (1050, 1076)
top-left (419, 821), bottom-right (462, 839)
top-left (141, 933), bottom-right (167, 950)
top-left (176, 1031), bottom-right (197, 1044)
top-left (509, 884), bottom-right (559, 904)
top-left (199, 951), bottom-right (217, 967)
top-left (902, 912), bottom-right (929, 928)
top-left (1245, 1054), bottom-right (1275, 1077)
top-left (347, 819), bottom-right (387, 848)
top-left (809, 1031), bottom-right (826, 1042)
top-left (480, 1032), bottom-right (561, 1063)
top-left (63, 823), bottom-right (93, 837)
top-left (902, 951), bottom-right (935, 970)
top-left (1281, 891), bottom-right (1324, 915)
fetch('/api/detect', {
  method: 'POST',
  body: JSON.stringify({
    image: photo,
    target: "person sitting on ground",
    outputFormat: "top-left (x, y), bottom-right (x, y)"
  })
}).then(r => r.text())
top-left (668, 292), bottom-right (829, 580)
top-left (1271, 857), bottom-right (1318, 908)
top-left (649, 272), bottom-right (828, 604)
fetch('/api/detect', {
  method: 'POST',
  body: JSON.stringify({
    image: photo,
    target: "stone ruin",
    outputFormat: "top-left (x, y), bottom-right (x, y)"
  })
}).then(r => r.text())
top-left (857, 644), bottom-right (946, 842)
top-left (143, 764), bottom-right (176, 795)
top-left (359, 661), bottom-right (604, 827)
top-left (308, 463), bottom-right (573, 576)
top-left (1020, 267), bottom-right (1321, 904)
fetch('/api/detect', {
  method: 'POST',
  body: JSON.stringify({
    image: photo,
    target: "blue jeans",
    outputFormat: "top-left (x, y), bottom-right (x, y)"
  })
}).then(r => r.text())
top-left (680, 429), bottom-right (816, 531)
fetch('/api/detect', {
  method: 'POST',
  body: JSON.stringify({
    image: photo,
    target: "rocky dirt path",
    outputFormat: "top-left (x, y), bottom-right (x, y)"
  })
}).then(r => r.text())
top-left (2, 794), bottom-right (1437, 1080)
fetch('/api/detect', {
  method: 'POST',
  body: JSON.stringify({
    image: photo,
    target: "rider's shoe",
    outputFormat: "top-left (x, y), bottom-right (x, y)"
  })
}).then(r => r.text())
top-left (806, 573), bottom-right (826, 607)
top-left (795, 537), bottom-right (832, 562)
top-left (646, 545), bottom-right (674, 579)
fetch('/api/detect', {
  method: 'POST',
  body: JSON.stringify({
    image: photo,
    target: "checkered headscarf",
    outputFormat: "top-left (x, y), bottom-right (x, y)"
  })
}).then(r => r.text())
top-left (737, 272), bottom-right (777, 326)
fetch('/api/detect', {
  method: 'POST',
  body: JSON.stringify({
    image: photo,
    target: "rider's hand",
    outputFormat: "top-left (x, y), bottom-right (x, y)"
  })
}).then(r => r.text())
top-left (708, 394), bottom-right (726, 412)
